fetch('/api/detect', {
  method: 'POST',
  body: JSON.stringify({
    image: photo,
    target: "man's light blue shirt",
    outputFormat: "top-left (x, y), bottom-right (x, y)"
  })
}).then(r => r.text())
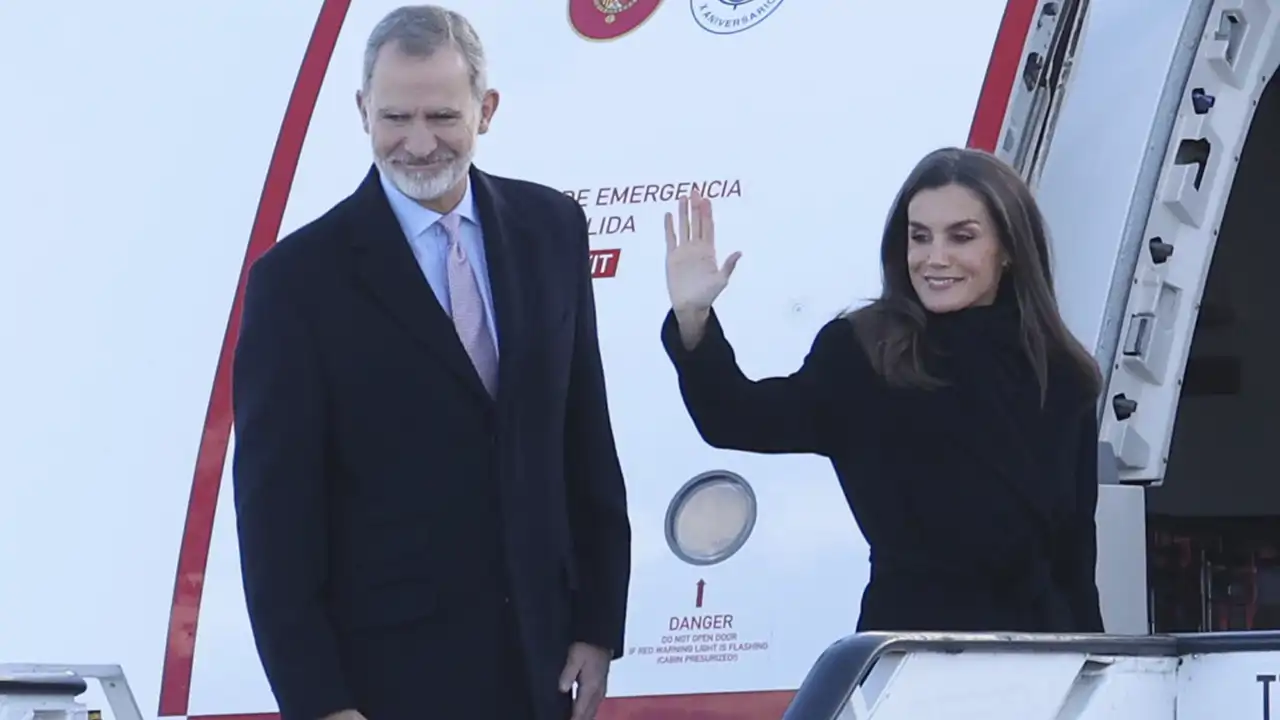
top-left (378, 169), bottom-right (500, 354)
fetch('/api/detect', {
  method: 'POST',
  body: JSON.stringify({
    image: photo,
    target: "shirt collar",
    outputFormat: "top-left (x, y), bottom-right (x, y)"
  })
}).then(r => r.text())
top-left (377, 166), bottom-right (478, 239)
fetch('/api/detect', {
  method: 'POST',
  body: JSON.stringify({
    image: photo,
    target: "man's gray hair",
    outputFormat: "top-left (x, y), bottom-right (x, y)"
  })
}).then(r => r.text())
top-left (362, 5), bottom-right (488, 99)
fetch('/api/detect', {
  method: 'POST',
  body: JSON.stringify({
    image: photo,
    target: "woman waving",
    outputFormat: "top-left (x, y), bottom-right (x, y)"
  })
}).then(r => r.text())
top-left (660, 147), bottom-right (1106, 633)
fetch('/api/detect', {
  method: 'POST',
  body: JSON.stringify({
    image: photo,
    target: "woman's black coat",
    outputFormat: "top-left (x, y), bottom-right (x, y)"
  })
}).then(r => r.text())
top-left (660, 298), bottom-right (1105, 633)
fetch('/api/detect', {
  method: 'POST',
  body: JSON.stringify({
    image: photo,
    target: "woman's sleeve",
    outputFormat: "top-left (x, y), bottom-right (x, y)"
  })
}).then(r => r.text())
top-left (660, 307), bottom-right (860, 456)
top-left (1059, 405), bottom-right (1106, 632)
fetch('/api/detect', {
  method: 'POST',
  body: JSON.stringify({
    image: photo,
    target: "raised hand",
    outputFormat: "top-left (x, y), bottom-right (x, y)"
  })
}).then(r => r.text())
top-left (664, 188), bottom-right (741, 315)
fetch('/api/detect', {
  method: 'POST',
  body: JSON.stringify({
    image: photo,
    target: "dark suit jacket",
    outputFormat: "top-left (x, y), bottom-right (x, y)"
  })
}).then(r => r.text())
top-left (231, 165), bottom-right (631, 720)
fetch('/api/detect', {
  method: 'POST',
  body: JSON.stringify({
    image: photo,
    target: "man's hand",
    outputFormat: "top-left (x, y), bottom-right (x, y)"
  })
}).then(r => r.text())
top-left (321, 710), bottom-right (365, 720)
top-left (558, 642), bottom-right (611, 720)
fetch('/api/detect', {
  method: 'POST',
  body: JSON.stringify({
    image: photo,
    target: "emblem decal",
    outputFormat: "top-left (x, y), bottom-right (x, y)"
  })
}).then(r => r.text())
top-left (690, 0), bottom-right (786, 35)
top-left (569, 0), bottom-right (664, 41)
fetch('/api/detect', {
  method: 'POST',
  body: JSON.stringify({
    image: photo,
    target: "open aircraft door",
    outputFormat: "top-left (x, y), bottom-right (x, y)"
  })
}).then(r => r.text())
top-left (984, 0), bottom-right (1277, 488)
top-left (1027, 0), bottom-right (1275, 488)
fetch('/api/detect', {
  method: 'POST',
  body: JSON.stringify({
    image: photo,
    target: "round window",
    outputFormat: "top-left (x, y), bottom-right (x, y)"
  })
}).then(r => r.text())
top-left (664, 470), bottom-right (757, 566)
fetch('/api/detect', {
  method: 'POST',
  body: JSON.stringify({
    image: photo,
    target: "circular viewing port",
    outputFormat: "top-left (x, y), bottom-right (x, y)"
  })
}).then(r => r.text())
top-left (664, 470), bottom-right (757, 566)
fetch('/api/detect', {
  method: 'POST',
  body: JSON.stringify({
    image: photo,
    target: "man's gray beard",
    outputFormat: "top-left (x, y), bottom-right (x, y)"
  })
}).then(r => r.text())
top-left (376, 152), bottom-right (472, 202)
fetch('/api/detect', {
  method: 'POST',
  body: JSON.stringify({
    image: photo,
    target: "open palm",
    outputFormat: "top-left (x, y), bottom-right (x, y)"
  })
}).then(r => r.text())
top-left (665, 189), bottom-right (741, 313)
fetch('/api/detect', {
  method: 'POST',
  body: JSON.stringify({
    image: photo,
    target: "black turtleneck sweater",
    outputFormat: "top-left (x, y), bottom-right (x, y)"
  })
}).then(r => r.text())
top-left (660, 299), bottom-right (1105, 633)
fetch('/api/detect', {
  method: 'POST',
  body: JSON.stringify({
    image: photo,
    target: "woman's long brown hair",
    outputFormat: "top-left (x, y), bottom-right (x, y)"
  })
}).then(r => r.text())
top-left (846, 147), bottom-right (1102, 403)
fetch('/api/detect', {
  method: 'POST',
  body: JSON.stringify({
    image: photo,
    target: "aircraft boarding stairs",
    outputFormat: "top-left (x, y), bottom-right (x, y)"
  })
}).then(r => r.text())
top-left (0, 664), bottom-right (142, 720)
top-left (780, 631), bottom-right (1280, 719)
top-left (5, 631), bottom-right (1280, 719)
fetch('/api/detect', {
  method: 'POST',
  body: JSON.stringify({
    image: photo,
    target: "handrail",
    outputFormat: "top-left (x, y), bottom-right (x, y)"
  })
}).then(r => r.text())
top-left (0, 675), bottom-right (87, 695)
top-left (780, 630), bottom-right (1280, 720)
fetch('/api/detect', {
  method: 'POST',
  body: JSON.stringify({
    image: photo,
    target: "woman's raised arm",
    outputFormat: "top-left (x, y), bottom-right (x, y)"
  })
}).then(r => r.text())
top-left (661, 190), bottom-right (866, 455)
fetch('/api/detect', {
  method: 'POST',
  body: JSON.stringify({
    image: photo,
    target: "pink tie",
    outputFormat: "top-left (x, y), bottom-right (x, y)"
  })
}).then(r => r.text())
top-left (439, 213), bottom-right (498, 396)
